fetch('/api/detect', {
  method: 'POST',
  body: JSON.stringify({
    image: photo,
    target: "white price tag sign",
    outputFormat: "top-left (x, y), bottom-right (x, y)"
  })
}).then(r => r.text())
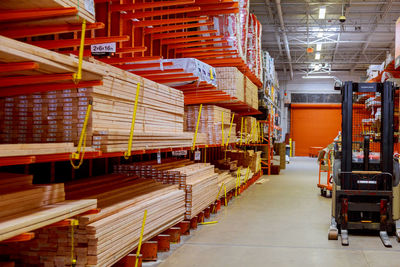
top-left (157, 151), bottom-right (161, 164)
top-left (172, 150), bottom-right (187, 156)
top-left (91, 42), bottom-right (116, 54)
top-left (194, 151), bottom-right (201, 161)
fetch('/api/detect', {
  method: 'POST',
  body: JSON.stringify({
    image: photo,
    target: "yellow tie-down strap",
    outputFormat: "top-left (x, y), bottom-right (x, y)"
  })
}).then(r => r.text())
top-left (70, 100), bottom-right (92, 169)
top-left (124, 83), bottom-right (141, 159)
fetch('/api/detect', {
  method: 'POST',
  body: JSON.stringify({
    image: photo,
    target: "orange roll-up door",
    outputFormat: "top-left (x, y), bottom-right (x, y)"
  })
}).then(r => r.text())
top-left (291, 104), bottom-right (341, 156)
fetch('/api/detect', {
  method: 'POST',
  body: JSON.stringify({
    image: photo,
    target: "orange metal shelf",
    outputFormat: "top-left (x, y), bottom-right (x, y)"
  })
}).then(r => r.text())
top-left (152, 30), bottom-right (218, 40)
top-left (0, 62), bottom-right (39, 73)
top-left (132, 16), bottom-right (208, 27)
top-left (0, 144), bottom-right (234, 167)
top-left (0, 7), bottom-right (77, 22)
top-left (27, 36), bottom-right (130, 50)
top-left (0, 73), bottom-right (73, 87)
top-left (110, 0), bottom-right (195, 12)
top-left (0, 80), bottom-right (103, 98)
top-left (0, 22), bottom-right (104, 39)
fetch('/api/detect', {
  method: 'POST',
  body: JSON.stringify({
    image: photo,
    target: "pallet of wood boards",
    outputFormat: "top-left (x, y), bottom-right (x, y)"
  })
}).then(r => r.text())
top-left (116, 161), bottom-right (219, 220)
top-left (244, 77), bottom-right (259, 109)
top-left (0, 172), bottom-right (96, 243)
top-left (1, 174), bottom-right (185, 267)
top-left (185, 105), bottom-right (237, 145)
top-left (215, 67), bottom-right (245, 102)
top-left (0, 0), bottom-right (95, 25)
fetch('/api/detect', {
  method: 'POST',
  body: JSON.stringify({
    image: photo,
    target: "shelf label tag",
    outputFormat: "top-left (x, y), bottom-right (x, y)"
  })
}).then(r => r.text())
top-left (91, 42), bottom-right (116, 56)
top-left (194, 151), bottom-right (201, 161)
top-left (172, 150), bottom-right (187, 156)
top-left (157, 151), bottom-right (161, 164)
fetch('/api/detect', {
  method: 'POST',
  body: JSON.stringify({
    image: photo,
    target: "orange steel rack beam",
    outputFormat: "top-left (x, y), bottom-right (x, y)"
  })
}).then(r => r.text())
top-left (144, 21), bottom-right (214, 34)
top-left (0, 144), bottom-right (233, 167)
top-left (100, 56), bottom-right (162, 65)
top-left (0, 22), bottom-right (105, 38)
top-left (0, 7), bottom-right (77, 22)
top-left (162, 35), bottom-right (223, 45)
top-left (132, 16), bottom-right (208, 27)
top-left (143, 73), bottom-right (193, 80)
top-left (0, 73), bottom-right (73, 87)
top-left (0, 62), bottom-right (39, 73)
top-left (132, 68), bottom-right (185, 75)
top-left (62, 47), bottom-right (148, 57)
top-left (168, 40), bottom-right (227, 49)
top-left (0, 80), bottom-right (103, 98)
top-left (118, 62), bottom-right (174, 70)
top-left (175, 45), bottom-right (231, 53)
top-left (27, 36), bottom-right (130, 49)
top-left (187, 8), bottom-right (239, 16)
top-left (122, 7), bottom-right (200, 20)
top-left (151, 30), bottom-right (218, 39)
top-left (110, 0), bottom-right (195, 11)
top-left (153, 77), bottom-right (199, 83)
top-left (181, 50), bottom-right (238, 57)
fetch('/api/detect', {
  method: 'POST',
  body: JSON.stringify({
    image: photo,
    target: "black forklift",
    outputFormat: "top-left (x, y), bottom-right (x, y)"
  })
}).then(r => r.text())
top-left (329, 81), bottom-right (400, 247)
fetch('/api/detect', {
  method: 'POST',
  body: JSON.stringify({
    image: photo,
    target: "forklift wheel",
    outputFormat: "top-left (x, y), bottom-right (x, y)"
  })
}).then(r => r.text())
top-left (328, 229), bottom-right (339, 240)
top-left (326, 190), bottom-right (332, 198)
top-left (320, 188), bottom-right (324, 196)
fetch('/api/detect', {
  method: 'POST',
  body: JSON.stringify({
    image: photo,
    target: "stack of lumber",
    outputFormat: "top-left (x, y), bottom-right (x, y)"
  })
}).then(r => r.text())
top-left (185, 105), bottom-right (237, 145)
top-left (216, 170), bottom-right (236, 193)
top-left (235, 116), bottom-right (258, 143)
top-left (213, 158), bottom-right (238, 171)
top-left (114, 159), bottom-right (194, 183)
top-left (1, 174), bottom-right (185, 267)
top-left (168, 163), bottom-right (218, 219)
top-left (0, 172), bottom-right (96, 243)
top-left (226, 149), bottom-right (262, 173)
top-left (0, 0), bottom-right (95, 24)
top-left (215, 67), bottom-right (245, 102)
top-left (237, 167), bottom-right (254, 185)
top-left (116, 161), bottom-right (219, 220)
top-left (247, 150), bottom-right (262, 173)
top-left (0, 143), bottom-right (75, 157)
top-left (244, 77), bottom-right (259, 109)
top-left (0, 42), bottom-right (205, 152)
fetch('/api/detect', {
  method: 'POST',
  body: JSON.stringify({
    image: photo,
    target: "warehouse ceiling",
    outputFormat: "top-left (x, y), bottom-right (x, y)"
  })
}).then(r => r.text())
top-left (250, 0), bottom-right (399, 80)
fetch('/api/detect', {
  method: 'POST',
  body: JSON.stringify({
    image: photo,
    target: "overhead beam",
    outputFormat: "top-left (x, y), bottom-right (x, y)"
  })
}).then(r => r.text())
top-left (274, 0), bottom-right (293, 80)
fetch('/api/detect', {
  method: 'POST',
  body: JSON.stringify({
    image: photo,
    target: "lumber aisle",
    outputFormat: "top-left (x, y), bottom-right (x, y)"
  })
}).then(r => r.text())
top-left (0, 175), bottom-right (185, 267)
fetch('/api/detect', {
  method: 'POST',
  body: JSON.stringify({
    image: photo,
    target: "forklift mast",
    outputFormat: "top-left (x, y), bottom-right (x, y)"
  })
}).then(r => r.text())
top-left (330, 81), bottom-right (398, 247)
top-left (341, 82), bottom-right (394, 190)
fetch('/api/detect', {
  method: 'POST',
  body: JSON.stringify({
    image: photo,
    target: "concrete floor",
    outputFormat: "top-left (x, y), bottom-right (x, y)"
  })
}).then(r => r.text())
top-left (156, 157), bottom-right (400, 267)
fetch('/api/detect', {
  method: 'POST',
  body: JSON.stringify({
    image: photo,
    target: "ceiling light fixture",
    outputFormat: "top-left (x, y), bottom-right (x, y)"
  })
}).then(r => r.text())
top-left (319, 6), bottom-right (326, 19)
top-left (315, 52), bottom-right (321, 60)
top-left (316, 43), bottom-right (322, 51)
